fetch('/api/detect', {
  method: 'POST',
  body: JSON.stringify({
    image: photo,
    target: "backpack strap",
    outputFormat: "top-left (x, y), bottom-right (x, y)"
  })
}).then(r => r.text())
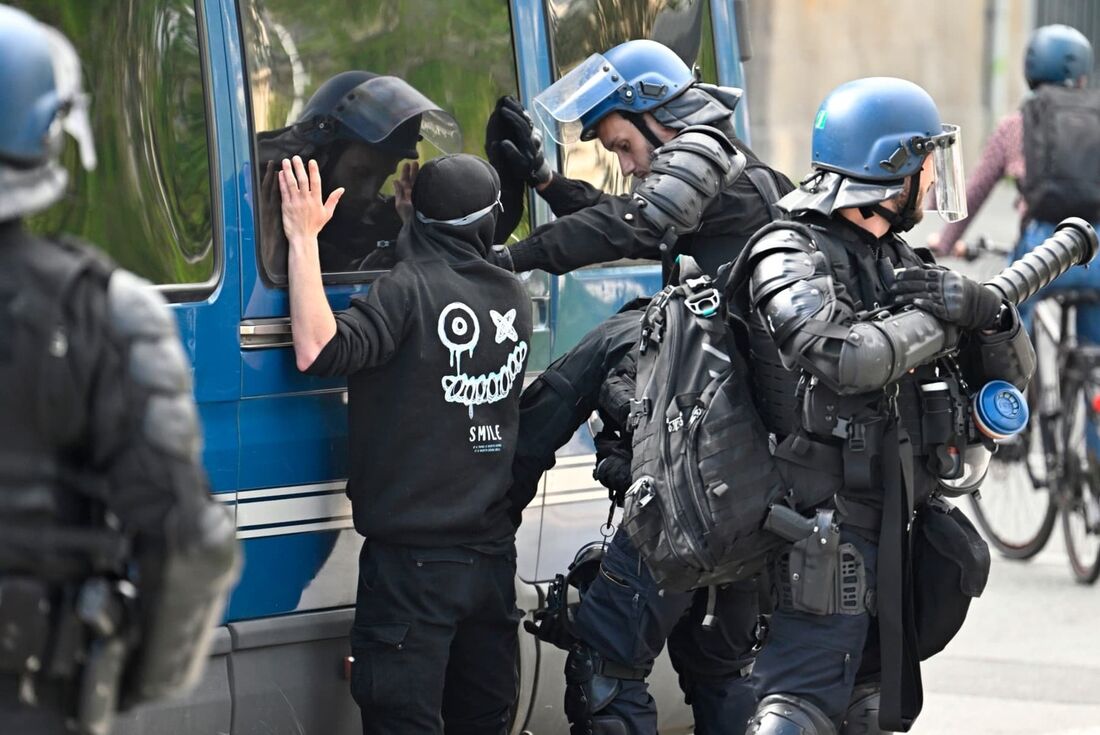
top-left (743, 165), bottom-right (787, 222)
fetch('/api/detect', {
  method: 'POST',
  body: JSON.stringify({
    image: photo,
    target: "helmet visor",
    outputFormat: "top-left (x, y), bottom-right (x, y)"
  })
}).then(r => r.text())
top-left (40, 24), bottom-right (96, 170)
top-left (332, 76), bottom-right (462, 156)
top-left (532, 53), bottom-right (625, 144)
top-left (929, 124), bottom-right (966, 223)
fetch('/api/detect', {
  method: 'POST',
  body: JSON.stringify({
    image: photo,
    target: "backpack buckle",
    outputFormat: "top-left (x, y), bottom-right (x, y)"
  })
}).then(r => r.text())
top-left (685, 288), bottom-right (720, 318)
top-left (667, 413), bottom-right (684, 432)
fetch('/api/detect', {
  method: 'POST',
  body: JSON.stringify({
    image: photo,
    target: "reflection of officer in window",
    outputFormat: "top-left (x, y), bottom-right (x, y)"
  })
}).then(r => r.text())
top-left (257, 71), bottom-right (461, 274)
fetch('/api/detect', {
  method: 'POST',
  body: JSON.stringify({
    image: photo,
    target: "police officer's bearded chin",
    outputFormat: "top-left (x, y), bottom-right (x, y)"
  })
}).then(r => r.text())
top-left (595, 111), bottom-right (677, 180)
top-left (853, 154), bottom-right (938, 236)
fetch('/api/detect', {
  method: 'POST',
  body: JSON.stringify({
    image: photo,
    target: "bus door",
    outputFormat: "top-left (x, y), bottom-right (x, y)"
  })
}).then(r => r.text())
top-left (228, 0), bottom-right (553, 730)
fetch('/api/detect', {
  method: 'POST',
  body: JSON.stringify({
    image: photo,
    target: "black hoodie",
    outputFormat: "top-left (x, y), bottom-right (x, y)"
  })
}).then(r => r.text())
top-left (306, 155), bottom-right (532, 547)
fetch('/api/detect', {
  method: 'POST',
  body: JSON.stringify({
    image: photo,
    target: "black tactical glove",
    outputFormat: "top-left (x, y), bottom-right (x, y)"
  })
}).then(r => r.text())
top-left (593, 429), bottom-right (633, 506)
top-left (523, 575), bottom-right (577, 651)
top-left (485, 95), bottom-right (552, 187)
top-left (891, 266), bottom-right (1004, 331)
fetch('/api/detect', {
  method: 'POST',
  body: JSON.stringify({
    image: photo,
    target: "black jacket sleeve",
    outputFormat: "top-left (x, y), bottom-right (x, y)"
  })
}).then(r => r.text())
top-left (305, 274), bottom-right (409, 377)
top-left (507, 194), bottom-right (663, 274)
top-left (539, 175), bottom-right (609, 217)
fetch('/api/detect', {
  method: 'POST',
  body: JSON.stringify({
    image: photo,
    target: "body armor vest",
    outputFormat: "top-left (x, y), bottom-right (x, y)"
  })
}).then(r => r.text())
top-left (0, 224), bottom-right (118, 580)
top-left (748, 216), bottom-right (931, 440)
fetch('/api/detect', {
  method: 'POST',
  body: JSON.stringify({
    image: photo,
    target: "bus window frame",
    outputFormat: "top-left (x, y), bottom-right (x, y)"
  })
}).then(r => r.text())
top-left (152, 0), bottom-right (225, 304)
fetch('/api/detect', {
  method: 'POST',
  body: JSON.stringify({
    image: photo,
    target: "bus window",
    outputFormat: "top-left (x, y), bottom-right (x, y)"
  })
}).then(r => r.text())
top-left (546, 0), bottom-right (719, 198)
top-left (15, 0), bottom-right (217, 296)
top-left (240, 0), bottom-right (529, 283)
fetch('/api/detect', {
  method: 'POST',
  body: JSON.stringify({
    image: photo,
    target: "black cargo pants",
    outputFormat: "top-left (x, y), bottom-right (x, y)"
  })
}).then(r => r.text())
top-left (350, 539), bottom-right (521, 735)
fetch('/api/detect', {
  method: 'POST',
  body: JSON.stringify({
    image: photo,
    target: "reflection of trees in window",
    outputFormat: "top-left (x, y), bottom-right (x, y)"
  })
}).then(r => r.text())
top-left (243, 0), bottom-right (518, 160)
top-left (546, 0), bottom-right (718, 196)
top-left (240, 0), bottom-right (529, 276)
top-left (16, 0), bottom-right (215, 288)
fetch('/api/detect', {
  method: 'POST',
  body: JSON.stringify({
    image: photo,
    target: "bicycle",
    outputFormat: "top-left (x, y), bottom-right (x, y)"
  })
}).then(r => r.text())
top-left (968, 284), bottom-right (1100, 584)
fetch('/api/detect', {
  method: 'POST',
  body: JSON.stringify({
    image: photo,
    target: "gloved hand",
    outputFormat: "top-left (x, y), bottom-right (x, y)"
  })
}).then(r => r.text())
top-left (593, 429), bottom-right (633, 506)
top-left (891, 266), bottom-right (1003, 330)
top-left (522, 575), bottom-right (576, 651)
top-left (485, 95), bottom-right (552, 187)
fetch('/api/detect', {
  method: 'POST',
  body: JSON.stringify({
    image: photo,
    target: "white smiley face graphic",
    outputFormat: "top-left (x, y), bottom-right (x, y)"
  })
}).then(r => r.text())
top-left (437, 301), bottom-right (527, 418)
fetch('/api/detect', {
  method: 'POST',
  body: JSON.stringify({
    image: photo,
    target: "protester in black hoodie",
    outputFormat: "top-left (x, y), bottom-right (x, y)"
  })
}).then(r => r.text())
top-left (279, 152), bottom-right (532, 735)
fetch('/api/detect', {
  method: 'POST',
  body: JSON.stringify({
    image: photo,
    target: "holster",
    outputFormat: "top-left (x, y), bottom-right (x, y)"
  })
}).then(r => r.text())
top-left (773, 509), bottom-right (871, 617)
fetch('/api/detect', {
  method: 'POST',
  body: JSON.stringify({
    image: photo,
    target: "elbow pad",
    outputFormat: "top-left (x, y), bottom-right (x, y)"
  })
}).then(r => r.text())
top-left (836, 308), bottom-right (958, 393)
top-left (968, 306), bottom-right (1036, 391)
top-left (633, 125), bottom-right (746, 244)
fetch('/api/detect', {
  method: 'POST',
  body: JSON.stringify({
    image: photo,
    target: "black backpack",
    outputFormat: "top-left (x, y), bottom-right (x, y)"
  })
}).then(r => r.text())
top-left (1021, 85), bottom-right (1100, 223)
top-left (622, 256), bottom-right (787, 593)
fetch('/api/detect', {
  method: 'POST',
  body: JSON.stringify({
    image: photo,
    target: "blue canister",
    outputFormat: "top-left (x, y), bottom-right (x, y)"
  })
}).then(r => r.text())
top-left (973, 380), bottom-right (1030, 441)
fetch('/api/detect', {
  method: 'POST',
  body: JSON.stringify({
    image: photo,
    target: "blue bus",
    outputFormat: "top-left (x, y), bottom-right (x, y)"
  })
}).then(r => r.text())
top-left (19, 0), bottom-right (751, 731)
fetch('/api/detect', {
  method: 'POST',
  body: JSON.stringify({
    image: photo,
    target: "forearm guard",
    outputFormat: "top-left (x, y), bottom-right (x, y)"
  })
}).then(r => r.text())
top-left (834, 309), bottom-right (959, 394)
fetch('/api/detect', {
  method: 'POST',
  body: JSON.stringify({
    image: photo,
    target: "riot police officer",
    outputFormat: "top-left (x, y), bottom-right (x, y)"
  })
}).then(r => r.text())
top-left (496, 39), bottom-right (790, 735)
top-left (732, 78), bottom-right (1035, 733)
top-left (486, 38), bottom-right (792, 281)
top-left (0, 7), bottom-right (239, 733)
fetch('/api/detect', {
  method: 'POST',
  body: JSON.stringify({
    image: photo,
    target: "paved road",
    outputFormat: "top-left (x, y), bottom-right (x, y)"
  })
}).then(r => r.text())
top-left (913, 519), bottom-right (1100, 734)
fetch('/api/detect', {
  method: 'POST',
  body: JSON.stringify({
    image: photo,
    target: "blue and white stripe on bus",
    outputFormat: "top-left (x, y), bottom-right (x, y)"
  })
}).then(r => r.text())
top-left (220, 454), bottom-right (607, 539)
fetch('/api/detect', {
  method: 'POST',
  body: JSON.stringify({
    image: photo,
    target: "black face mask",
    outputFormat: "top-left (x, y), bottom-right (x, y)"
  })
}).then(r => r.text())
top-left (861, 170), bottom-right (924, 233)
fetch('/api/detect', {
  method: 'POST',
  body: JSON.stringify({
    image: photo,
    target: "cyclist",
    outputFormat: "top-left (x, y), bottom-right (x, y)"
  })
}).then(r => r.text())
top-left (933, 24), bottom-right (1100, 470)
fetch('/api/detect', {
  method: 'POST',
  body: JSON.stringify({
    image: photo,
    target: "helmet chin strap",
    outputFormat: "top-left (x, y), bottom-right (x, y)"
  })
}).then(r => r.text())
top-left (623, 111), bottom-right (666, 151)
top-left (859, 169), bottom-right (923, 233)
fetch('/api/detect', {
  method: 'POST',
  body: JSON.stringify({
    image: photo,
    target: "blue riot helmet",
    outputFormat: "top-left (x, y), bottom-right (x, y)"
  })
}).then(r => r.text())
top-left (0, 5), bottom-right (95, 221)
top-left (781, 77), bottom-right (967, 227)
top-left (1025, 24), bottom-right (1093, 89)
top-left (296, 71), bottom-right (461, 158)
top-left (532, 39), bottom-right (697, 144)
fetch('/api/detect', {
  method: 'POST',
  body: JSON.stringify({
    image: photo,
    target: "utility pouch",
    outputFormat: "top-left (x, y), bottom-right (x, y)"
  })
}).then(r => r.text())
top-left (787, 509), bottom-right (841, 615)
top-left (0, 577), bottom-right (52, 674)
top-left (919, 382), bottom-right (954, 448)
top-left (842, 416), bottom-right (886, 491)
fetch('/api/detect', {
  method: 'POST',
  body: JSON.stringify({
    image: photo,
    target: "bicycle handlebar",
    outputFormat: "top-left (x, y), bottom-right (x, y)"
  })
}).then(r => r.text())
top-left (983, 217), bottom-right (1100, 306)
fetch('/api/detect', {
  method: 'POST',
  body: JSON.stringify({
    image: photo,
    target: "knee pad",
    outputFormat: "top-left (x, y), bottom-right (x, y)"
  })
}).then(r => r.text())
top-left (748, 694), bottom-right (837, 735)
top-left (564, 645), bottom-right (629, 735)
top-left (839, 684), bottom-right (882, 735)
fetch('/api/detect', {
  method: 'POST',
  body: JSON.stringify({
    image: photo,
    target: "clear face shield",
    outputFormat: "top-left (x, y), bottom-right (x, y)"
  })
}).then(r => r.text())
top-left (40, 24), bottom-right (96, 170)
top-left (333, 76), bottom-right (462, 156)
top-left (532, 52), bottom-right (625, 144)
top-left (919, 123), bottom-right (966, 223)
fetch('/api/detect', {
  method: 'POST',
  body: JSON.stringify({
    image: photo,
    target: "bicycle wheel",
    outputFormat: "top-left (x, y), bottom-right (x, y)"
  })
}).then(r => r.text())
top-left (970, 416), bottom-right (1058, 558)
top-left (1061, 361), bottom-right (1100, 584)
top-left (969, 309), bottom-right (1059, 558)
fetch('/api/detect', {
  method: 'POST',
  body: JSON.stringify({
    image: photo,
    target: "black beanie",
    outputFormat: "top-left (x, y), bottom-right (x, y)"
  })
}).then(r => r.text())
top-left (413, 154), bottom-right (500, 222)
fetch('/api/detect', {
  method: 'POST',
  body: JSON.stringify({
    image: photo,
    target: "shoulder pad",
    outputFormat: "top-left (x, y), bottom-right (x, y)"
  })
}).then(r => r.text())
top-left (657, 125), bottom-right (741, 185)
top-left (633, 127), bottom-right (746, 238)
top-left (750, 249), bottom-right (819, 307)
top-left (108, 269), bottom-right (177, 341)
top-left (748, 223), bottom-right (817, 261)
